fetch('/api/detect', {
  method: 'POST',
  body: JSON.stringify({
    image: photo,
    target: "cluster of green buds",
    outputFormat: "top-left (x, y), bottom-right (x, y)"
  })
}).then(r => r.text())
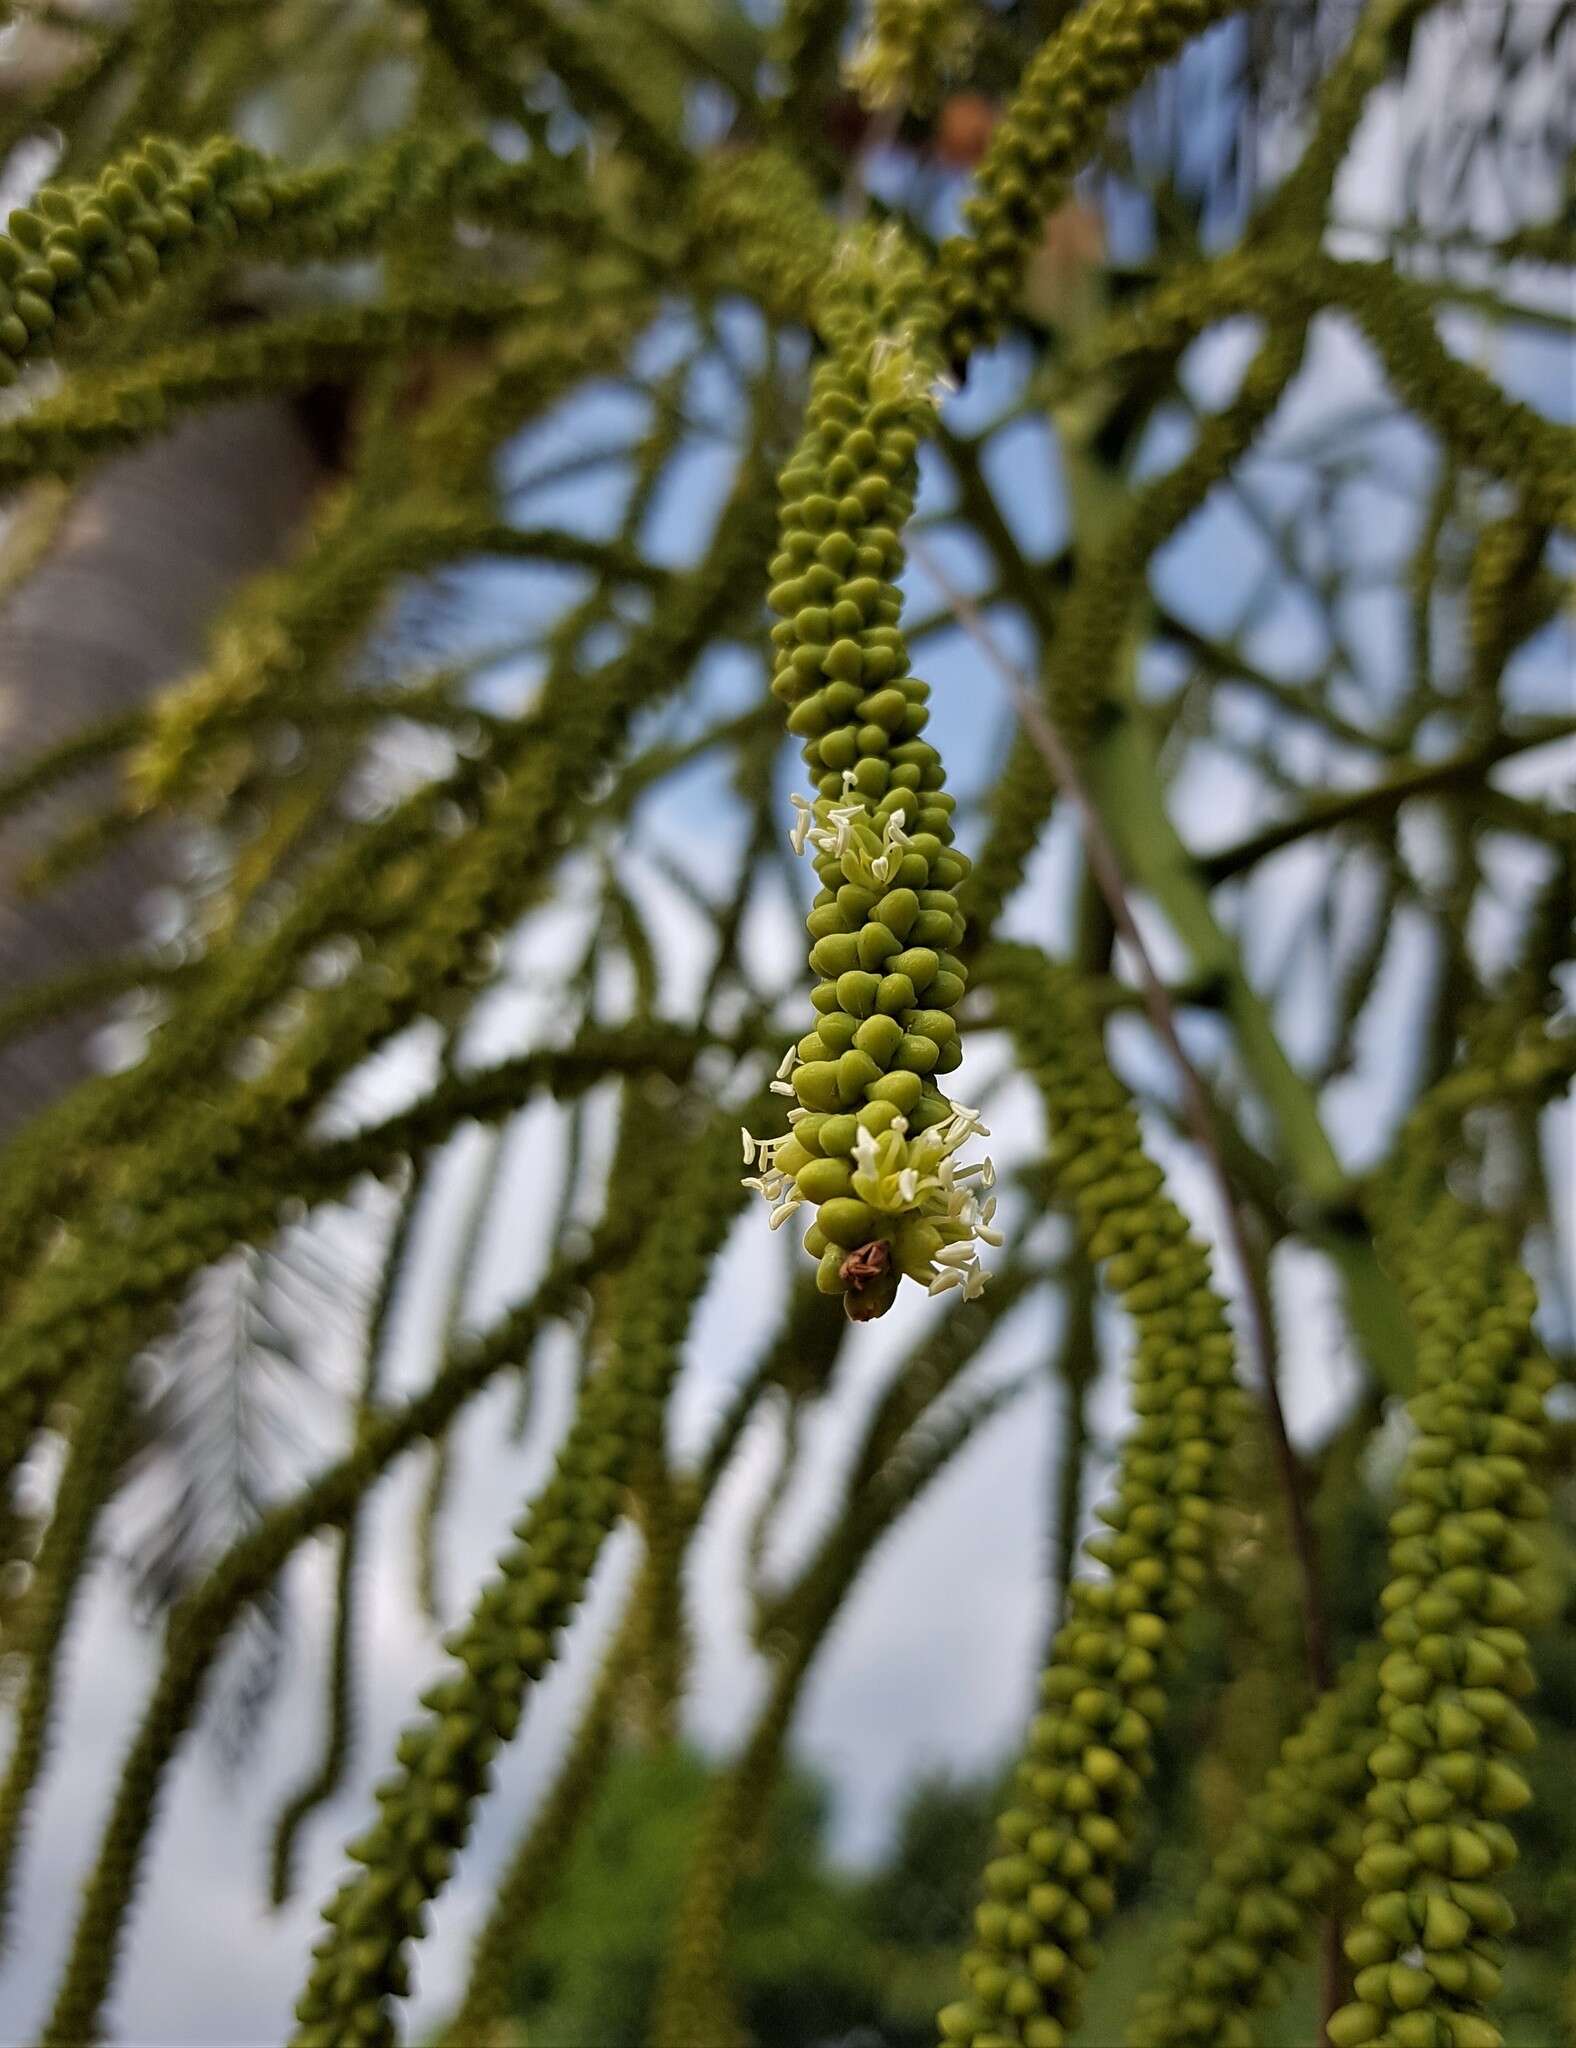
top-left (436, 1568), bottom-right (642, 2046)
top-left (130, 488), bottom-right (484, 805)
top-left (657, 1311), bottom-right (1027, 2048)
top-left (0, 292), bottom-right (518, 489)
top-left (1047, 248), bottom-right (1574, 527)
top-left (935, 0), bottom-right (1235, 364)
top-left (938, 946), bottom-right (1242, 2048)
top-left (254, 128), bottom-right (514, 262)
top-left (1465, 510), bottom-right (1547, 701)
top-left (0, 136), bottom-right (271, 381)
top-left (1329, 1197), bottom-right (1552, 2048)
top-left (1129, 1650), bottom-right (1382, 2048)
top-left (692, 146), bottom-right (835, 326)
top-left (290, 1111), bottom-right (747, 2047)
top-left (742, 225), bottom-right (996, 1320)
top-left (1311, 261), bottom-right (1576, 529)
top-left (845, 0), bottom-right (978, 116)
top-left (966, 314), bottom-right (1305, 946)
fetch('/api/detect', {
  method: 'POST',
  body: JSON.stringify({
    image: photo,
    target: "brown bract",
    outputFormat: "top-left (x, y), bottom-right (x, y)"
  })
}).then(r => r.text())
top-left (840, 1238), bottom-right (899, 1321)
top-left (839, 1237), bottom-right (891, 1287)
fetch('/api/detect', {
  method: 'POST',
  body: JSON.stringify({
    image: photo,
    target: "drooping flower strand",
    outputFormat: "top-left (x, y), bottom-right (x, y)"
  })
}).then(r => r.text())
top-left (266, 1168), bottom-right (429, 1909)
top-left (655, 1288), bottom-right (1037, 2048)
top-left (965, 318), bottom-right (1307, 944)
top-left (38, 1239), bottom-right (618, 2048)
top-left (1296, 971), bottom-right (1574, 2048)
top-left (938, 944), bottom-right (1244, 2048)
top-left (744, 224), bottom-right (999, 1317)
top-left (0, 409), bottom-right (776, 1463)
top-left (846, 0), bottom-right (978, 116)
top-left (934, 0), bottom-right (1242, 367)
top-left (1465, 510), bottom-right (1550, 714)
top-left (1128, 1648), bottom-right (1384, 2048)
top-left (434, 1555), bottom-right (645, 2046)
top-left (0, 1358), bottom-right (130, 1952)
top-left (287, 1109), bottom-right (755, 2048)
top-left (1327, 1201), bottom-right (1555, 2048)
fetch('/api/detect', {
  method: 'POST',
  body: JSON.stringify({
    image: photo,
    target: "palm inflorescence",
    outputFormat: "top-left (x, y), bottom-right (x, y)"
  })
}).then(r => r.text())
top-left (0, 0), bottom-right (1569, 2044)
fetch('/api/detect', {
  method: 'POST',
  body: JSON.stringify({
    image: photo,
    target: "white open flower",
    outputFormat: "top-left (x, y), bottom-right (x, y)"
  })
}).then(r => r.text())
top-left (806, 799), bottom-right (866, 867)
top-left (793, 774), bottom-right (920, 895)
top-left (748, 1074), bottom-right (998, 1300)
top-left (741, 1126), bottom-right (805, 1229)
top-left (868, 328), bottom-right (945, 416)
top-left (938, 1101), bottom-right (991, 1146)
top-left (840, 809), bottom-right (913, 891)
top-left (927, 1243), bottom-right (987, 1300)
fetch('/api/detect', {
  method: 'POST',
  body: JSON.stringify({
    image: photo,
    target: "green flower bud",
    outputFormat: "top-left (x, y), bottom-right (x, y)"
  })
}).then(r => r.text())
top-left (817, 1197), bottom-right (880, 1247)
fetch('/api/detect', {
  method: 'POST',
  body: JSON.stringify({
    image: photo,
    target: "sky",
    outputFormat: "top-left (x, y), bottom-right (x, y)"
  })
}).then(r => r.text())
top-left (4, 11), bottom-right (1574, 2044)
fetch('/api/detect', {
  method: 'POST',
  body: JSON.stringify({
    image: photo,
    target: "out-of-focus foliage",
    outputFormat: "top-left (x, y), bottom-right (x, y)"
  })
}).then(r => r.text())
top-left (498, 1747), bottom-right (894, 2046)
top-left (470, 1437), bottom-right (1575, 2048)
top-left (0, 0), bottom-right (1570, 2044)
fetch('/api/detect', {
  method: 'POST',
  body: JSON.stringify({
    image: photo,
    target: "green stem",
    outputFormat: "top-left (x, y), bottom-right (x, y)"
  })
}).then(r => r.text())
top-left (1087, 703), bottom-right (1414, 1391)
top-left (1199, 717), bottom-right (1576, 884)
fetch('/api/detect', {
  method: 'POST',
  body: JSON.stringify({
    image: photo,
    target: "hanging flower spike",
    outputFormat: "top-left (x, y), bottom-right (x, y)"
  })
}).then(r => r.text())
top-left (845, 0), bottom-right (979, 118)
top-left (933, 0), bottom-right (1243, 367)
top-left (746, 224), bottom-right (991, 1318)
top-left (1326, 1192), bottom-right (1553, 2048)
top-left (934, 942), bottom-right (1246, 2048)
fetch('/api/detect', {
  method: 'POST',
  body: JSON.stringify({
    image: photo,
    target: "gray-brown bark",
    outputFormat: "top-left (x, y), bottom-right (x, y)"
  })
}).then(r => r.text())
top-left (0, 401), bottom-right (323, 1137)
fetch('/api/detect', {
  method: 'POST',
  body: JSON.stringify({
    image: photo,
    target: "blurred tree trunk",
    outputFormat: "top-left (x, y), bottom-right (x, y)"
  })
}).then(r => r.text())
top-left (0, 402), bottom-right (325, 1137)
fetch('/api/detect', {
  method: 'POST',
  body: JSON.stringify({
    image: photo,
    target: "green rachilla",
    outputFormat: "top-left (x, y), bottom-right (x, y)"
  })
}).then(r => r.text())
top-left (739, 224), bottom-right (998, 1320)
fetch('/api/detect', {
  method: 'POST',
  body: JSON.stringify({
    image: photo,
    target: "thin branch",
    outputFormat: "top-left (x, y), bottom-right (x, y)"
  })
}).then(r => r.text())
top-left (1198, 716), bottom-right (1576, 884)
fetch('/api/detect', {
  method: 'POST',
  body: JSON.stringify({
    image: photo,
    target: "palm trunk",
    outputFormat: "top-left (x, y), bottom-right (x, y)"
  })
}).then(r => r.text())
top-left (0, 401), bottom-right (323, 1136)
